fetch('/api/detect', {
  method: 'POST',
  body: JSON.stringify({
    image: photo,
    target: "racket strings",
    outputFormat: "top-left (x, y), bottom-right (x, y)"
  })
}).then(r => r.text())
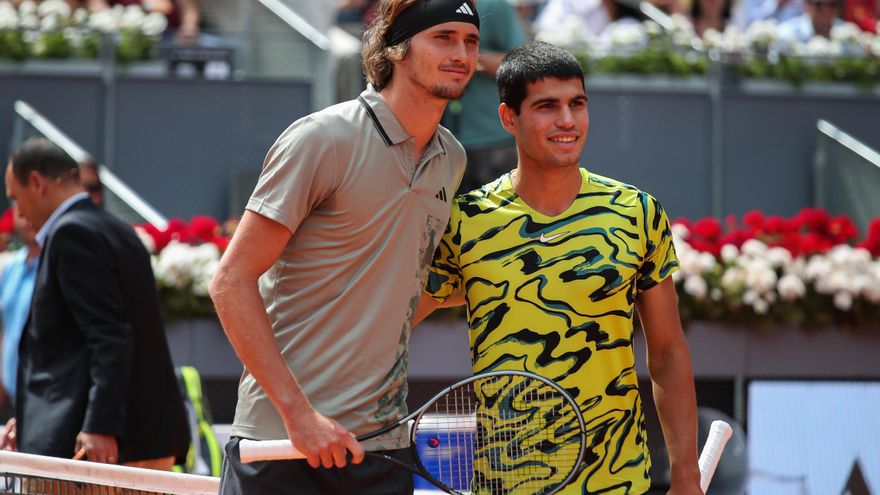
top-left (414, 375), bottom-right (584, 495)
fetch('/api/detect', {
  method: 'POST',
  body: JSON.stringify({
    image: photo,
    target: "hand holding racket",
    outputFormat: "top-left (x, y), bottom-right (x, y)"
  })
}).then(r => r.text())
top-left (241, 371), bottom-right (587, 495)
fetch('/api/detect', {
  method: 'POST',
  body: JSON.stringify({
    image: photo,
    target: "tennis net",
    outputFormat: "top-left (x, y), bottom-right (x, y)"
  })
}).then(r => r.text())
top-left (0, 450), bottom-right (219, 495)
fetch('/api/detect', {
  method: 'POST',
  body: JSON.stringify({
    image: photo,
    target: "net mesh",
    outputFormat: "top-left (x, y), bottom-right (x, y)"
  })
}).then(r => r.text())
top-left (412, 372), bottom-right (585, 495)
top-left (0, 451), bottom-right (218, 495)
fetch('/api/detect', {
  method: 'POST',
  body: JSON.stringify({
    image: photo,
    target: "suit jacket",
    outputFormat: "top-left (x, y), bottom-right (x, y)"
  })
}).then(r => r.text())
top-left (16, 198), bottom-right (189, 463)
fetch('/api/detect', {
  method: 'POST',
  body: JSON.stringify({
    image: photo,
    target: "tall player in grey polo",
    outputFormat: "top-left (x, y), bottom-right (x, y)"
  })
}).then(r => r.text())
top-left (233, 86), bottom-right (466, 450)
top-left (209, 1), bottom-right (481, 490)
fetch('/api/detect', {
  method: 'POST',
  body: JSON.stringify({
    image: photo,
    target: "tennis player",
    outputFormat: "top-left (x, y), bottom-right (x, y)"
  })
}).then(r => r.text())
top-left (416, 40), bottom-right (703, 494)
top-left (208, 0), bottom-right (479, 493)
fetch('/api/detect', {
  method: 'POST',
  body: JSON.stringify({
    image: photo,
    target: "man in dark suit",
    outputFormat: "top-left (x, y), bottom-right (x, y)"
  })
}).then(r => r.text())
top-left (0, 138), bottom-right (188, 469)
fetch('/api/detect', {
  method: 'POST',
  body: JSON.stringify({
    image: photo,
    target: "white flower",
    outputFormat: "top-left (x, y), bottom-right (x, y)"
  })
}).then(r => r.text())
top-left (805, 255), bottom-right (832, 280)
top-left (671, 223), bottom-right (690, 240)
top-left (830, 22), bottom-right (862, 44)
top-left (18, 13), bottom-right (38, 29)
top-left (141, 12), bottom-right (167, 36)
top-left (40, 14), bottom-right (58, 31)
top-left (643, 20), bottom-right (662, 38)
top-left (0, 3), bottom-right (18, 29)
top-left (833, 291), bottom-right (853, 311)
top-left (743, 260), bottom-right (777, 293)
top-left (741, 239), bottom-right (768, 257)
top-left (18, 0), bottom-right (37, 17)
top-left (721, 267), bottom-right (744, 290)
top-left (154, 241), bottom-right (221, 291)
top-left (608, 23), bottom-right (647, 50)
top-left (697, 252), bottom-right (717, 273)
top-left (702, 28), bottom-right (723, 50)
top-left (777, 273), bottom-right (806, 301)
top-left (710, 288), bottom-right (722, 301)
top-left (721, 25), bottom-right (748, 53)
top-left (804, 36), bottom-right (833, 57)
top-left (73, 7), bottom-right (88, 25)
top-left (88, 10), bottom-right (117, 33)
top-left (684, 275), bottom-right (708, 299)
top-left (119, 4), bottom-right (145, 30)
top-left (36, 0), bottom-right (70, 20)
top-left (766, 247), bottom-right (793, 268)
top-left (745, 19), bottom-right (778, 51)
top-left (720, 244), bottom-right (739, 263)
top-left (753, 298), bottom-right (769, 314)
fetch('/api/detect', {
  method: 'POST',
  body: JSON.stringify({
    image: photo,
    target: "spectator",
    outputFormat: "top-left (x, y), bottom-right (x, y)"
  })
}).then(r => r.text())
top-left (0, 138), bottom-right (189, 470)
top-left (778, 0), bottom-right (845, 42)
top-left (842, 0), bottom-right (878, 31)
top-left (79, 157), bottom-right (104, 208)
top-left (691, 0), bottom-right (732, 35)
top-left (0, 207), bottom-right (39, 417)
top-left (535, 0), bottom-right (613, 40)
top-left (443, 0), bottom-right (527, 194)
top-left (733, 0), bottom-right (805, 30)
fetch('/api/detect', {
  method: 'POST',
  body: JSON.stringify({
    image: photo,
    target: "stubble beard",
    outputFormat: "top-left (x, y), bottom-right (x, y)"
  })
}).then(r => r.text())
top-left (428, 82), bottom-right (466, 101)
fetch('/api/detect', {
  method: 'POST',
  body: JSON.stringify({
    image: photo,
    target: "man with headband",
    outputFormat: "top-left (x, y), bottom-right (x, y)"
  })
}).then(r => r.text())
top-left (211, 0), bottom-right (479, 493)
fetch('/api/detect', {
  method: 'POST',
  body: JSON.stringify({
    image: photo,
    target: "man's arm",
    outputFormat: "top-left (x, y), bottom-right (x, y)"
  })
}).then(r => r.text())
top-left (635, 278), bottom-right (702, 494)
top-left (208, 211), bottom-right (364, 469)
top-left (413, 290), bottom-right (465, 326)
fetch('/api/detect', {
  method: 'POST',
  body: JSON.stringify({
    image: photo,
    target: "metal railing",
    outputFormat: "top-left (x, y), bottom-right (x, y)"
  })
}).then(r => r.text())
top-left (814, 119), bottom-right (880, 233)
top-left (11, 100), bottom-right (168, 229)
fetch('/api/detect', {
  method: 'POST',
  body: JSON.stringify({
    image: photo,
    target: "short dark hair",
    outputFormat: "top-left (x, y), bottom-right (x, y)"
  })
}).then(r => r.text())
top-left (497, 40), bottom-right (585, 114)
top-left (10, 138), bottom-right (79, 184)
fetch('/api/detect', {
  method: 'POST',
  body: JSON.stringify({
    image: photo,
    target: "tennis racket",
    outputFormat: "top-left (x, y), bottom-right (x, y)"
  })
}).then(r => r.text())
top-left (240, 370), bottom-right (587, 495)
top-left (698, 420), bottom-right (733, 493)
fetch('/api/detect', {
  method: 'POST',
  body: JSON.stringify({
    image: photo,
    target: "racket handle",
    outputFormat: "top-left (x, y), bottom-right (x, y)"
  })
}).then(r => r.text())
top-left (698, 420), bottom-right (733, 493)
top-left (239, 439), bottom-right (305, 463)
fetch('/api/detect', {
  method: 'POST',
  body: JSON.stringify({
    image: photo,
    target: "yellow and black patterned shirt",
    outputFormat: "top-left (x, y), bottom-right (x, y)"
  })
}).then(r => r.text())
top-left (426, 168), bottom-right (679, 494)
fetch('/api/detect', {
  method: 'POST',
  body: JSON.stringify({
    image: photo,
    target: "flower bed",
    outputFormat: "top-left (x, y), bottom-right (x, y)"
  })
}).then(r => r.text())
top-left (543, 15), bottom-right (880, 86)
top-left (673, 208), bottom-right (880, 328)
top-left (0, 0), bottom-right (167, 63)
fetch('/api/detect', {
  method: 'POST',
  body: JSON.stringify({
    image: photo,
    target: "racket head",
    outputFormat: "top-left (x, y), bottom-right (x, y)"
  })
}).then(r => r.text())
top-left (410, 370), bottom-right (586, 495)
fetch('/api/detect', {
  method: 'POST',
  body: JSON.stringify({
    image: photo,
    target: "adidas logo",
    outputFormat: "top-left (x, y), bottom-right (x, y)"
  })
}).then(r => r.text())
top-left (435, 187), bottom-right (448, 202)
top-left (455, 2), bottom-right (475, 15)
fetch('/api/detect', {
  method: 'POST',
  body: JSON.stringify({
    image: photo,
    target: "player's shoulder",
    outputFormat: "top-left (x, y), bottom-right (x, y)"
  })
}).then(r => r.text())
top-left (451, 173), bottom-right (515, 218)
top-left (437, 124), bottom-right (467, 160)
top-left (585, 170), bottom-right (660, 207)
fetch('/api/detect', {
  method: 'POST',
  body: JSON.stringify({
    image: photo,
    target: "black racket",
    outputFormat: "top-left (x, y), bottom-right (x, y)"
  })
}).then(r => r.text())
top-left (239, 370), bottom-right (588, 495)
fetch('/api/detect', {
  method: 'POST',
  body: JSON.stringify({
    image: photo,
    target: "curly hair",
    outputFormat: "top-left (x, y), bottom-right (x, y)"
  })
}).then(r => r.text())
top-left (361, 0), bottom-right (420, 91)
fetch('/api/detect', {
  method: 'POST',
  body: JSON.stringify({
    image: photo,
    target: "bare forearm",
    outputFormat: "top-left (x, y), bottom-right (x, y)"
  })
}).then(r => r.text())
top-left (210, 275), bottom-right (310, 416)
top-left (649, 346), bottom-right (700, 486)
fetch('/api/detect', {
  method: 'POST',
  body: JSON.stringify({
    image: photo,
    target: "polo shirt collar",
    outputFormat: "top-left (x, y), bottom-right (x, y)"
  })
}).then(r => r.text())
top-left (358, 87), bottom-right (447, 158)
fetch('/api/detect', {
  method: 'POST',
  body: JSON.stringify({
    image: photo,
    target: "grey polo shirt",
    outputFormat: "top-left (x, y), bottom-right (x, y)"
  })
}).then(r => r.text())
top-left (231, 87), bottom-right (466, 450)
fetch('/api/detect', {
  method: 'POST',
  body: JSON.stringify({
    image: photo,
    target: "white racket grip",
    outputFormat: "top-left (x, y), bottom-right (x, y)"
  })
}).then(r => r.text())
top-left (239, 439), bottom-right (305, 463)
top-left (698, 420), bottom-right (733, 493)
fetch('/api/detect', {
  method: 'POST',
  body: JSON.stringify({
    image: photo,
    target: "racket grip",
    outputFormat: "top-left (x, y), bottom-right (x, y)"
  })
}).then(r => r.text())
top-left (239, 439), bottom-right (306, 463)
top-left (698, 420), bottom-right (733, 493)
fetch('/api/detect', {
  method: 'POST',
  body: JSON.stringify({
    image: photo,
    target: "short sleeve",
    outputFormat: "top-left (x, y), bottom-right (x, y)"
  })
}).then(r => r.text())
top-left (246, 116), bottom-right (339, 233)
top-left (636, 194), bottom-right (679, 294)
top-left (425, 200), bottom-right (464, 302)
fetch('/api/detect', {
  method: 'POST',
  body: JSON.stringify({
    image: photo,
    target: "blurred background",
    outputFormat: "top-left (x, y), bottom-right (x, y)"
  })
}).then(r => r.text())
top-left (2, 0), bottom-right (879, 493)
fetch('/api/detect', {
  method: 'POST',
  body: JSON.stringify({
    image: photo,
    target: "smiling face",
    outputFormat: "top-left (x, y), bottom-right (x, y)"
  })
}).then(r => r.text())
top-left (500, 77), bottom-right (589, 171)
top-left (395, 21), bottom-right (480, 101)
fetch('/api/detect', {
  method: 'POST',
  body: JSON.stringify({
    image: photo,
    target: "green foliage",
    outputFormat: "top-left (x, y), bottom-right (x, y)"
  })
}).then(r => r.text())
top-left (0, 29), bottom-right (28, 61)
top-left (116, 28), bottom-right (153, 63)
top-left (33, 30), bottom-right (73, 59)
top-left (738, 54), bottom-right (880, 88)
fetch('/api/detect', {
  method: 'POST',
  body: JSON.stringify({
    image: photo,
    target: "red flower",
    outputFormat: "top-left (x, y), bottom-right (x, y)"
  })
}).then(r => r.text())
top-left (0, 208), bottom-right (14, 234)
top-left (743, 210), bottom-right (765, 233)
top-left (829, 215), bottom-right (859, 244)
top-left (794, 207), bottom-right (831, 235)
top-left (188, 215), bottom-right (220, 244)
top-left (692, 217), bottom-right (722, 241)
